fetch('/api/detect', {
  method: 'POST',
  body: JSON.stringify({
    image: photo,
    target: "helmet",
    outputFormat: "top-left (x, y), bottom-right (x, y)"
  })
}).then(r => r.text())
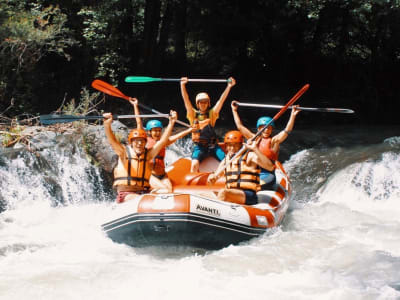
top-left (224, 130), bottom-right (244, 144)
top-left (256, 116), bottom-right (275, 129)
top-left (146, 119), bottom-right (163, 131)
top-left (195, 92), bottom-right (210, 104)
top-left (128, 128), bottom-right (147, 142)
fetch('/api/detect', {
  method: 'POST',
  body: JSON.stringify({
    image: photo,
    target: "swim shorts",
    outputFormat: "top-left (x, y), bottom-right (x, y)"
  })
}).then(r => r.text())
top-left (191, 144), bottom-right (225, 162)
top-left (260, 168), bottom-right (276, 190)
top-left (243, 189), bottom-right (258, 205)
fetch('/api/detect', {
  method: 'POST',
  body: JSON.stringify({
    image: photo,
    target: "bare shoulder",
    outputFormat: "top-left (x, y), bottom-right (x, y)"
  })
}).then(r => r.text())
top-left (247, 151), bottom-right (259, 162)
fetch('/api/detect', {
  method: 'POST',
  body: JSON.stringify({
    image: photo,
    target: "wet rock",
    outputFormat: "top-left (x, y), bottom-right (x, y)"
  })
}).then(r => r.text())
top-left (29, 131), bottom-right (58, 150)
top-left (42, 176), bottom-right (64, 205)
top-left (2, 122), bottom-right (130, 179)
top-left (0, 193), bottom-right (6, 213)
top-left (82, 122), bottom-right (128, 173)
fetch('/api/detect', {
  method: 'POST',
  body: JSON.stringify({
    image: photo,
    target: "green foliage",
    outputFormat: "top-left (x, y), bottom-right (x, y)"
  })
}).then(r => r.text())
top-left (77, 1), bottom-right (143, 82)
top-left (60, 88), bottom-right (104, 129)
top-left (0, 0), bottom-right (399, 124)
top-left (62, 88), bottom-right (103, 116)
top-left (287, 0), bottom-right (400, 62)
top-left (0, 2), bottom-right (79, 116)
top-left (81, 133), bottom-right (100, 165)
top-left (1, 4), bottom-right (77, 71)
top-left (0, 123), bottom-right (23, 147)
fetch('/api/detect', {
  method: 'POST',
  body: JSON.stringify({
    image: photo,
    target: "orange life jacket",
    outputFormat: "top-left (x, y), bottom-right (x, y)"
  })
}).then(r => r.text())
top-left (113, 146), bottom-right (152, 190)
top-left (258, 137), bottom-right (278, 161)
top-left (146, 137), bottom-right (166, 176)
top-left (224, 150), bottom-right (261, 192)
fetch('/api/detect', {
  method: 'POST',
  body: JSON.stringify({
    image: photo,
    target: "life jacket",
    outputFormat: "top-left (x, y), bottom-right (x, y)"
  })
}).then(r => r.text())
top-left (224, 150), bottom-right (261, 192)
top-left (191, 109), bottom-right (217, 146)
top-left (113, 146), bottom-right (152, 190)
top-left (258, 137), bottom-right (278, 162)
top-left (146, 137), bottom-right (166, 176)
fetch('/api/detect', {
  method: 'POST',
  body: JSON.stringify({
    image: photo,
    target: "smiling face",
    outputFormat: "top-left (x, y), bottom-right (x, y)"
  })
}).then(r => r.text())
top-left (225, 142), bottom-right (242, 155)
top-left (258, 125), bottom-right (273, 138)
top-left (131, 137), bottom-right (147, 154)
top-left (150, 128), bottom-right (162, 140)
top-left (196, 99), bottom-right (210, 113)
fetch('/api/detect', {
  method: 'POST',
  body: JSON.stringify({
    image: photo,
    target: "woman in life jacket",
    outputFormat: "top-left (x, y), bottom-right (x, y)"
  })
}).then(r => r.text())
top-left (144, 119), bottom-right (193, 193)
top-left (180, 76), bottom-right (236, 173)
top-left (207, 131), bottom-right (274, 205)
top-left (103, 110), bottom-right (177, 203)
top-left (231, 101), bottom-right (300, 190)
top-left (110, 98), bottom-right (167, 195)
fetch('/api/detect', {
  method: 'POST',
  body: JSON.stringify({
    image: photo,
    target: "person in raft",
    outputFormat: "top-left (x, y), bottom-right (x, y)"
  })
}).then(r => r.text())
top-left (128, 97), bottom-right (194, 193)
top-left (143, 119), bottom-right (194, 192)
top-left (110, 98), bottom-right (173, 195)
top-left (103, 110), bottom-right (177, 203)
top-left (207, 130), bottom-right (274, 205)
top-left (231, 101), bottom-right (301, 190)
top-left (180, 76), bottom-right (236, 173)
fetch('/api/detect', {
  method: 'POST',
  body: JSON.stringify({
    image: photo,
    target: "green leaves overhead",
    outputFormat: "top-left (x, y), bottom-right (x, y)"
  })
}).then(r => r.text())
top-left (0, 0), bottom-right (399, 123)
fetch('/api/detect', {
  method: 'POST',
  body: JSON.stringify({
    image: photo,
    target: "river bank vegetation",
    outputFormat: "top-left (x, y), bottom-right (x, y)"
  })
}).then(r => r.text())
top-left (1, 0), bottom-right (399, 130)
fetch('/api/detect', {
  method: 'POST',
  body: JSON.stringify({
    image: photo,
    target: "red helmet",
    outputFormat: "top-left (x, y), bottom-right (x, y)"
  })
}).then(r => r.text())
top-left (128, 128), bottom-right (147, 142)
top-left (224, 130), bottom-right (244, 144)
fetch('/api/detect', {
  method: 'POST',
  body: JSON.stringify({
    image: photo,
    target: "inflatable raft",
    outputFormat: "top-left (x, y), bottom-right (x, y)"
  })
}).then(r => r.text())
top-left (101, 158), bottom-right (291, 250)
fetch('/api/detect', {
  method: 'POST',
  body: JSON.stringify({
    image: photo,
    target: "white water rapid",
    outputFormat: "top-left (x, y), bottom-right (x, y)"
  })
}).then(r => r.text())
top-left (0, 131), bottom-right (399, 300)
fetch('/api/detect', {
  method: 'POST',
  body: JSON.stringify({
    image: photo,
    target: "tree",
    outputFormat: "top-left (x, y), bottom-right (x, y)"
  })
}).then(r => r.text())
top-left (0, 2), bottom-right (78, 116)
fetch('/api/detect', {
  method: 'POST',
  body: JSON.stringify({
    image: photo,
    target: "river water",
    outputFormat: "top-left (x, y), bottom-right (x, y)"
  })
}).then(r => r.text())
top-left (0, 125), bottom-right (399, 300)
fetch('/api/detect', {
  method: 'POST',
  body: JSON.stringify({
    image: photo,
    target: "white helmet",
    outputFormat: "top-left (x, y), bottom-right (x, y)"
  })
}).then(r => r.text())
top-left (195, 92), bottom-right (210, 104)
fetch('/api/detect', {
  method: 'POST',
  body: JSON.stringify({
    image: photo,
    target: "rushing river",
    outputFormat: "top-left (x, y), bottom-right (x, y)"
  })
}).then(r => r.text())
top-left (0, 125), bottom-right (399, 300)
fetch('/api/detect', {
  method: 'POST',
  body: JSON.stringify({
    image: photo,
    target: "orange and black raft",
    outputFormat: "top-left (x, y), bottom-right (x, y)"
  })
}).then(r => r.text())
top-left (101, 157), bottom-right (291, 250)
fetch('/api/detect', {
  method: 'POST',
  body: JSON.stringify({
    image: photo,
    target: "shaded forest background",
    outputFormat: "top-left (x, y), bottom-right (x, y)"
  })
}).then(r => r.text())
top-left (1, 0), bottom-right (400, 128)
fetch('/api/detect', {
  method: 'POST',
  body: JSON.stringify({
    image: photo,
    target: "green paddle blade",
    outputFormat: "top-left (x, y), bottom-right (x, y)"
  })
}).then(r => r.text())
top-left (125, 76), bottom-right (162, 83)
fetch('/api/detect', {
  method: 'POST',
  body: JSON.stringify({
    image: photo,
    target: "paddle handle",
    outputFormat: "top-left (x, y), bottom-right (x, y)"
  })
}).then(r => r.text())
top-left (125, 76), bottom-right (230, 83)
top-left (236, 102), bottom-right (354, 114)
top-left (40, 114), bottom-right (170, 125)
top-left (186, 78), bottom-right (230, 83)
top-left (159, 78), bottom-right (229, 82)
top-left (138, 103), bottom-right (191, 128)
top-left (72, 114), bottom-right (169, 120)
top-left (116, 114), bottom-right (169, 119)
top-left (263, 84), bottom-right (309, 127)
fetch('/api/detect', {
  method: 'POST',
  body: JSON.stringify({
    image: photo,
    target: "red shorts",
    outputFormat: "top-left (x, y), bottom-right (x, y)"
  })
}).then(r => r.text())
top-left (116, 190), bottom-right (148, 203)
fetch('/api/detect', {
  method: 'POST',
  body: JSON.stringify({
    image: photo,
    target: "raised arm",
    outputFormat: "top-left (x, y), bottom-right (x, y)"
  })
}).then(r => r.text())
top-left (103, 113), bottom-right (125, 158)
top-left (272, 105), bottom-right (301, 145)
top-left (246, 141), bottom-right (274, 171)
top-left (129, 97), bottom-right (143, 130)
top-left (231, 100), bottom-right (254, 140)
top-left (180, 77), bottom-right (194, 121)
top-left (148, 110), bottom-right (177, 160)
top-left (166, 126), bottom-right (194, 146)
top-left (213, 77), bottom-right (236, 115)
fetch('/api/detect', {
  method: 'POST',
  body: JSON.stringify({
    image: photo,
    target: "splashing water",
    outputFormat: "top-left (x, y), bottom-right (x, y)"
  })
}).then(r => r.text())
top-left (0, 127), bottom-right (400, 300)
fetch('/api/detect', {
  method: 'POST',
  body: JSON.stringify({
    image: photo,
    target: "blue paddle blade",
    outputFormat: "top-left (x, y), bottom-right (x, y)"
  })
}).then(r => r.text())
top-left (40, 115), bottom-right (102, 125)
top-left (125, 76), bottom-right (162, 83)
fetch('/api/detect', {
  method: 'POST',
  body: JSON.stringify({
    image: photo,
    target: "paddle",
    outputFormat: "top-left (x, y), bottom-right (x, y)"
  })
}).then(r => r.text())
top-left (92, 79), bottom-right (130, 101)
top-left (236, 102), bottom-right (354, 114)
top-left (91, 79), bottom-right (191, 128)
top-left (214, 84), bottom-right (310, 177)
top-left (40, 114), bottom-right (169, 125)
top-left (125, 76), bottom-right (230, 83)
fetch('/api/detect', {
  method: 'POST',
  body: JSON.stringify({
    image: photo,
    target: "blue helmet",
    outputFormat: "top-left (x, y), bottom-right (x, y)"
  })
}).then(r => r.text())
top-left (146, 119), bottom-right (163, 131)
top-left (256, 116), bottom-right (275, 129)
